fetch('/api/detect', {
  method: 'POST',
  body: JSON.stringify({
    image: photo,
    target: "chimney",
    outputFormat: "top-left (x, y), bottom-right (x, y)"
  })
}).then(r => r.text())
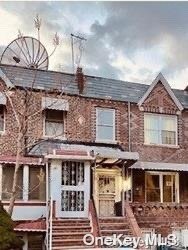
top-left (76, 67), bottom-right (85, 94)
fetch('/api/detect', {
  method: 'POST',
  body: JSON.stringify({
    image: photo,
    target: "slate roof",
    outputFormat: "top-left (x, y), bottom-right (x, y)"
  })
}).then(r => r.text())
top-left (1, 64), bottom-right (188, 107)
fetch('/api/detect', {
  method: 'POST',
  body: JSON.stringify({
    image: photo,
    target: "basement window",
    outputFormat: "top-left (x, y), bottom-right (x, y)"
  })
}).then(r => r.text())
top-left (144, 113), bottom-right (177, 146)
top-left (96, 108), bottom-right (115, 142)
top-left (44, 110), bottom-right (65, 138)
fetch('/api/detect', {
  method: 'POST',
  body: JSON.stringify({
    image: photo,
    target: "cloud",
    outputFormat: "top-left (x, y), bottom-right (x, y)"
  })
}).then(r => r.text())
top-left (1, 2), bottom-right (188, 88)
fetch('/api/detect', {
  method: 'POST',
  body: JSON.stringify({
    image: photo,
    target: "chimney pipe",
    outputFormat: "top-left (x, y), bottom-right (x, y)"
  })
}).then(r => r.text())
top-left (76, 67), bottom-right (85, 94)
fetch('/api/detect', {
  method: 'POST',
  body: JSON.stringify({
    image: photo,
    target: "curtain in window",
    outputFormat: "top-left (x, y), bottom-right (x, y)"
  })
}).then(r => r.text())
top-left (144, 115), bottom-right (160, 144)
top-left (162, 117), bottom-right (176, 145)
top-left (45, 110), bottom-right (64, 137)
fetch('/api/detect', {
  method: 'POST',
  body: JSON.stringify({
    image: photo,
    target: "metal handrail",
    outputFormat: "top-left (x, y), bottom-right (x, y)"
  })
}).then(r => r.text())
top-left (49, 197), bottom-right (53, 250)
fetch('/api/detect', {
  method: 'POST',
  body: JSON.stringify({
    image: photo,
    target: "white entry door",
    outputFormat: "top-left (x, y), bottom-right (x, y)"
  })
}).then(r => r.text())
top-left (58, 161), bottom-right (90, 218)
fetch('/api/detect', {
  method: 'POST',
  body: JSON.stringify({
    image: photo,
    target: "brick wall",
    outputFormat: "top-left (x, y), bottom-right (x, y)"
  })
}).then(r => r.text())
top-left (1, 77), bottom-right (188, 165)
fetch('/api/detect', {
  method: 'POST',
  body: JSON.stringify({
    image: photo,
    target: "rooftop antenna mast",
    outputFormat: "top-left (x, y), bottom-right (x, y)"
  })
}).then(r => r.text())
top-left (71, 33), bottom-right (86, 73)
top-left (34, 14), bottom-right (42, 41)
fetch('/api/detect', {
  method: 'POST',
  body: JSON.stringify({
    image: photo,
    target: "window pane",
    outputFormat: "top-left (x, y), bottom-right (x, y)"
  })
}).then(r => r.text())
top-left (28, 235), bottom-right (44, 250)
top-left (29, 167), bottom-right (46, 201)
top-left (144, 115), bottom-right (159, 130)
top-left (162, 116), bottom-right (176, 131)
top-left (2, 166), bottom-right (23, 200)
top-left (146, 174), bottom-right (160, 202)
top-left (145, 130), bottom-right (160, 144)
top-left (46, 110), bottom-right (64, 121)
top-left (162, 116), bottom-right (177, 145)
top-left (97, 125), bottom-right (114, 140)
top-left (45, 121), bottom-right (64, 137)
top-left (98, 109), bottom-right (114, 126)
top-left (144, 115), bottom-right (160, 144)
top-left (163, 175), bottom-right (176, 202)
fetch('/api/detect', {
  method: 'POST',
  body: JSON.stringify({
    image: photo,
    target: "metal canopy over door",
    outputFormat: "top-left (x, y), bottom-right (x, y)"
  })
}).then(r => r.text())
top-left (59, 161), bottom-right (90, 217)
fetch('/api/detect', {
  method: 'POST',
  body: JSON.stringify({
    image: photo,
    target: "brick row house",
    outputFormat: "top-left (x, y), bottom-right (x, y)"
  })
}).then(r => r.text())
top-left (0, 64), bottom-right (188, 249)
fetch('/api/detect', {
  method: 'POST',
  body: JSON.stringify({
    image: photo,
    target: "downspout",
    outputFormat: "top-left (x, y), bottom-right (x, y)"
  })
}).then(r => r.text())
top-left (128, 101), bottom-right (131, 152)
top-left (45, 161), bottom-right (49, 249)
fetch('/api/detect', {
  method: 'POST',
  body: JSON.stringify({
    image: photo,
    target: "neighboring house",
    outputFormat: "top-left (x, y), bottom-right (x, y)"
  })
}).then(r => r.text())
top-left (0, 64), bottom-right (188, 249)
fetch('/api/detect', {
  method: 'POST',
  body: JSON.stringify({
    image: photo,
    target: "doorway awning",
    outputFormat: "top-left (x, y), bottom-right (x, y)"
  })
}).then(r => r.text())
top-left (29, 141), bottom-right (139, 166)
top-left (131, 161), bottom-right (188, 171)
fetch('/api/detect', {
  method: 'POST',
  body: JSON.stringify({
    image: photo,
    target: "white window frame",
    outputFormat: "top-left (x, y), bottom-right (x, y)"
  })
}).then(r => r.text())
top-left (145, 171), bottom-right (179, 203)
top-left (96, 107), bottom-right (116, 143)
top-left (43, 109), bottom-right (66, 139)
top-left (144, 113), bottom-right (178, 146)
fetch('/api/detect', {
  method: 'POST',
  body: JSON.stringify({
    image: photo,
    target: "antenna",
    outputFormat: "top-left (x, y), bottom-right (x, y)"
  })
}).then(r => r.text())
top-left (71, 33), bottom-right (87, 73)
top-left (34, 14), bottom-right (42, 41)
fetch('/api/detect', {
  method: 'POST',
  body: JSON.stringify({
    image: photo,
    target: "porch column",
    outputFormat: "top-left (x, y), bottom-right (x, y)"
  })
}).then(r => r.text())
top-left (0, 164), bottom-right (2, 200)
top-left (23, 165), bottom-right (29, 201)
top-left (22, 233), bottom-right (28, 250)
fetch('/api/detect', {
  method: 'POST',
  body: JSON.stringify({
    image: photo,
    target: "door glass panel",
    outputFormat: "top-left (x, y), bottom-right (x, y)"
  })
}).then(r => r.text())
top-left (146, 174), bottom-right (160, 202)
top-left (163, 175), bottom-right (175, 202)
top-left (62, 161), bottom-right (84, 186)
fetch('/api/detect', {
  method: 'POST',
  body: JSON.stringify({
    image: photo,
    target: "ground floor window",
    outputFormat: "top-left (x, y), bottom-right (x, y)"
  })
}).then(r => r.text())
top-left (28, 167), bottom-right (46, 201)
top-left (2, 165), bottom-right (23, 200)
top-left (145, 172), bottom-right (178, 203)
top-left (1, 165), bottom-right (46, 201)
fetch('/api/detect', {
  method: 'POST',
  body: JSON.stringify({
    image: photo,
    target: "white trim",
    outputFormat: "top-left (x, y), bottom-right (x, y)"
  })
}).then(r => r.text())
top-left (23, 165), bottom-right (29, 201)
top-left (0, 164), bottom-right (2, 200)
top-left (144, 113), bottom-right (178, 146)
top-left (138, 73), bottom-right (183, 111)
top-left (96, 107), bottom-right (116, 142)
top-left (0, 68), bottom-right (14, 88)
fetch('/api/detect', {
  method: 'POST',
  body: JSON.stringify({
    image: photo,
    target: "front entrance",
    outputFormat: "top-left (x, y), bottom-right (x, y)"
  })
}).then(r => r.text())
top-left (95, 169), bottom-right (122, 217)
top-left (51, 160), bottom-right (90, 218)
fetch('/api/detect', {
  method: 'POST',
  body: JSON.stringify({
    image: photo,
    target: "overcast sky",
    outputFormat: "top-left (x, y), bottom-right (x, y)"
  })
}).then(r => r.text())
top-left (1, 1), bottom-right (188, 89)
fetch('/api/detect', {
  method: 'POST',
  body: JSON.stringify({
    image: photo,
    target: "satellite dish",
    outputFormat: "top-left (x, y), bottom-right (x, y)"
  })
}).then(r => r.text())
top-left (0, 36), bottom-right (49, 70)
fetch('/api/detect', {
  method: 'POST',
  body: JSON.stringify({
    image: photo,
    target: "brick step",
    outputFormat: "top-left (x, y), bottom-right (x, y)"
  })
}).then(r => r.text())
top-left (100, 224), bottom-right (129, 230)
top-left (52, 232), bottom-right (89, 240)
top-left (99, 217), bottom-right (126, 223)
top-left (53, 218), bottom-right (89, 222)
top-left (52, 238), bottom-right (93, 247)
top-left (52, 226), bottom-right (91, 231)
top-left (52, 246), bottom-right (95, 250)
top-left (100, 229), bottom-right (132, 235)
top-left (52, 223), bottom-right (90, 227)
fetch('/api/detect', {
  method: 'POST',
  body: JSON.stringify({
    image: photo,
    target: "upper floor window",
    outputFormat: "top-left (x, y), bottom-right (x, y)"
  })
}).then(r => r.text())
top-left (0, 106), bottom-right (5, 132)
top-left (144, 113), bottom-right (177, 146)
top-left (44, 110), bottom-right (65, 138)
top-left (96, 108), bottom-right (115, 142)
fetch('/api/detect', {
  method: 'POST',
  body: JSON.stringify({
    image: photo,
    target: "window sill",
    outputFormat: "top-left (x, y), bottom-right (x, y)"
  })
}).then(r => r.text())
top-left (95, 139), bottom-right (117, 144)
top-left (144, 143), bottom-right (180, 149)
top-left (1, 200), bottom-right (46, 206)
top-left (42, 135), bottom-right (67, 140)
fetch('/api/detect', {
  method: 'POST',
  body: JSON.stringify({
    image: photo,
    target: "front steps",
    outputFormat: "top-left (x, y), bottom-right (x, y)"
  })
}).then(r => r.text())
top-left (52, 218), bottom-right (94, 250)
top-left (99, 217), bottom-right (134, 248)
